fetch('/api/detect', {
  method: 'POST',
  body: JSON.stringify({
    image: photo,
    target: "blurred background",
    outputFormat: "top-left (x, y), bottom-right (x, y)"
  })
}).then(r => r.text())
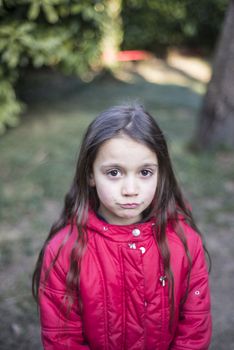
top-left (0, 0), bottom-right (234, 349)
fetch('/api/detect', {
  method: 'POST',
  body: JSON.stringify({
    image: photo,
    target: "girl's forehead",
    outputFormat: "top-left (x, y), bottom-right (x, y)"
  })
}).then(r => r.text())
top-left (95, 135), bottom-right (158, 165)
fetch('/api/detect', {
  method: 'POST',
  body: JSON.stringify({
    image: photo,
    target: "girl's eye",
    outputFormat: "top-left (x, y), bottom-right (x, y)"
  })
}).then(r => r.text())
top-left (107, 169), bottom-right (120, 177)
top-left (141, 169), bottom-right (153, 177)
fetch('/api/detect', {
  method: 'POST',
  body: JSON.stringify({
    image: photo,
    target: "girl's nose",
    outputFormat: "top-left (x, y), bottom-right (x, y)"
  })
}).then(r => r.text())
top-left (121, 177), bottom-right (139, 196)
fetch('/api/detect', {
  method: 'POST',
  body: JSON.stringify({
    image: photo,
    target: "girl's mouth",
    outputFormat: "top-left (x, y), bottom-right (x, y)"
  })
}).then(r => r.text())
top-left (119, 203), bottom-right (140, 209)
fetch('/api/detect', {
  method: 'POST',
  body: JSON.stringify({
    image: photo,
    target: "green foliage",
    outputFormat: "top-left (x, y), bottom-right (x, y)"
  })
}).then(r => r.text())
top-left (121, 0), bottom-right (229, 55)
top-left (0, 76), bottom-right (24, 134)
top-left (0, 0), bottom-right (107, 133)
top-left (0, 0), bottom-right (230, 133)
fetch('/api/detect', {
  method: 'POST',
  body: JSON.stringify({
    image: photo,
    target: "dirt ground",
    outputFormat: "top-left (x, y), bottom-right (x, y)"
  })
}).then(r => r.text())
top-left (204, 214), bottom-right (234, 348)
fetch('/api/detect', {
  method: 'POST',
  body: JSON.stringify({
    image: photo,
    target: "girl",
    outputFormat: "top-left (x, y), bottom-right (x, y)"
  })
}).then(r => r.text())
top-left (33, 104), bottom-right (212, 350)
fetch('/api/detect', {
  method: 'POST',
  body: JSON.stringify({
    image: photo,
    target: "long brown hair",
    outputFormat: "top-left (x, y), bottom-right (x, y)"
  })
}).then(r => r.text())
top-left (32, 103), bottom-right (210, 325)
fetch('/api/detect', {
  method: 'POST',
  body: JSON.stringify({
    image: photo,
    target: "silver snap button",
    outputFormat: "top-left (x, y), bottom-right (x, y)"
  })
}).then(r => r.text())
top-left (103, 226), bottom-right (108, 231)
top-left (139, 246), bottom-right (145, 254)
top-left (195, 290), bottom-right (200, 295)
top-left (132, 228), bottom-right (140, 237)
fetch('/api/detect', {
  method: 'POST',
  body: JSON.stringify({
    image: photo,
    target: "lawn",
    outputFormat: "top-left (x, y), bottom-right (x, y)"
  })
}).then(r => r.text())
top-left (0, 56), bottom-right (234, 349)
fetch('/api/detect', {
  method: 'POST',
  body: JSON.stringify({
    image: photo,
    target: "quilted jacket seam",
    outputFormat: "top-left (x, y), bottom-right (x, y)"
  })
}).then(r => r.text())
top-left (47, 244), bottom-right (67, 276)
top-left (87, 244), bottom-right (109, 350)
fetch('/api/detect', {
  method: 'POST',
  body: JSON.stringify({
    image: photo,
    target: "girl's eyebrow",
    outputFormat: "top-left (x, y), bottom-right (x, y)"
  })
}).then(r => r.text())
top-left (100, 163), bottom-right (158, 169)
top-left (141, 163), bottom-right (158, 167)
top-left (100, 164), bottom-right (122, 169)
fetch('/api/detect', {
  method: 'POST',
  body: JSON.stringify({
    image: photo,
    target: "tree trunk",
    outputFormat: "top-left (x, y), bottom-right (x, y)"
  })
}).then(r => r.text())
top-left (101, 0), bottom-right (123, 68)
top-left (197, 0), bottom-right (234, 149)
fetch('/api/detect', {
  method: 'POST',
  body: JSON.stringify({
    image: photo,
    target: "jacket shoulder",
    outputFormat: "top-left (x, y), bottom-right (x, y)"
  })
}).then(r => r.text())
top-left (43, 224), bottom-right (78, 275)
top-left (48, 224), bottom-right (77, 250)
top-left (167, 218), bottom-right (204, 260)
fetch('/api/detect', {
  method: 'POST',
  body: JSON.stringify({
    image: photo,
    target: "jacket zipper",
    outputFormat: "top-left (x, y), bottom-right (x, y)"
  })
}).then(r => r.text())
top-left (159, 275), bottom-right (167, 287)
top-left (159, 262), bottom-right (167, 348)
top-left (119, 246), bottom-right (126, 350)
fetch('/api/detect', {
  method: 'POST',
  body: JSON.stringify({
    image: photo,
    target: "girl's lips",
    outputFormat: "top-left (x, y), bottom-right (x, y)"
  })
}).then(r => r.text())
top-left (119, 203), bottom-right (140, 209)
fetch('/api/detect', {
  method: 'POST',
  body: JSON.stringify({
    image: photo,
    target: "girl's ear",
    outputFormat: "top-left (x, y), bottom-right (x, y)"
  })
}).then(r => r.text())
top-left (89, 174), bottom-right (95, 187)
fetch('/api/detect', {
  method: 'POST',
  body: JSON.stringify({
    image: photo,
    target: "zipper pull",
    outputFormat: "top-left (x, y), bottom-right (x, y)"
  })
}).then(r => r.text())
top-left (159, 275), bottom-right (167, 287)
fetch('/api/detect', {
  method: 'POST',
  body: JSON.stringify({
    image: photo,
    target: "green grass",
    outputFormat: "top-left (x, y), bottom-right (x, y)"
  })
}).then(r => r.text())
top-left (0, 63), bottom-right (234, 349)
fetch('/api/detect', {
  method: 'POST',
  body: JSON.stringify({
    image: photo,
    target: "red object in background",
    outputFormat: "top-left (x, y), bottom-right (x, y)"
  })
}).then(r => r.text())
top-left (116, 50), bottom-right (151, 61)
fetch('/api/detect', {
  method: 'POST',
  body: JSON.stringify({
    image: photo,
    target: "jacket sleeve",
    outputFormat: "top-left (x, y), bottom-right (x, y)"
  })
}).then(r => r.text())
top-left (170, 235), bottom-right (212, 350)
top-left (39, 244), bottom-right (90, 350)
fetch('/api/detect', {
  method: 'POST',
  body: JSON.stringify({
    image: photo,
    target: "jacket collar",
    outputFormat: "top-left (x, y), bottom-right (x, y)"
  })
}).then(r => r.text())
top-left (87, 210), bottom-right (156, 243)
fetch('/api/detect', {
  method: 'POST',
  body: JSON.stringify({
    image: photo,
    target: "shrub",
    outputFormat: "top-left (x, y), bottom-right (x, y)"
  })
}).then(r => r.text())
top-left (121, 0), bottom-right (228, 55)
top-left (0, 0), bottom-right (107, 133)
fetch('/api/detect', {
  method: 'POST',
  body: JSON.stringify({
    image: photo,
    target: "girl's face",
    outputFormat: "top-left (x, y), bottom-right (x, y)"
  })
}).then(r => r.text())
top-left (90, 134), bottom-right (158, 225)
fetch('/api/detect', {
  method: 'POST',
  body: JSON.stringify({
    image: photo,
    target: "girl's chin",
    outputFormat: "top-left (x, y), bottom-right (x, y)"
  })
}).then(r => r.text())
top-left (114, 212), bottom-right (142, 225)
top-left (98, 206), bottom-right (143, 225)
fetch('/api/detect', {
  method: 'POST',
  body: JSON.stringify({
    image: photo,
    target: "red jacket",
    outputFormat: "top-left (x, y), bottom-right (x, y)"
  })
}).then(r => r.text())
top-left (39, 211), bottom-right (212, 349)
